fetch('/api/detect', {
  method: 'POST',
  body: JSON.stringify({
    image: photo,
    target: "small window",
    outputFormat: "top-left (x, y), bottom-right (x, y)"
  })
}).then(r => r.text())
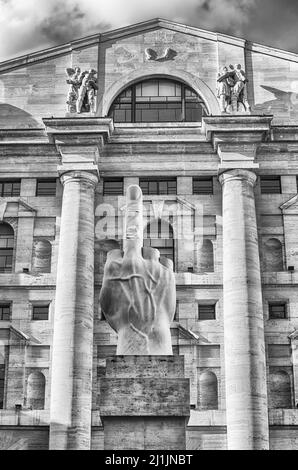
top-left (193, 177), bottom-right (213, 195)
top-left (0, 180), bottom-right (21, 197)
top-left (103, 178), bottom-right (124, 196)
top-left (260, 176), bottom-right (281, 194)
top-left (269, 302), bottom-right (287, 320)
top-left (32, 305), bottom-right (49, 321)
top-left (36, 179), bottom-right (56, 196)
top-left (198, 304), bottom-right (216, 320)
top-left (140, 178), bottom-right (177, 195)
top-left (0, 304), bottom-right (11, 321)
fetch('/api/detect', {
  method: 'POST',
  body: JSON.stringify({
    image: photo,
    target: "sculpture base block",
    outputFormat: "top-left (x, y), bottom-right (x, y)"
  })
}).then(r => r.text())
top-left (99, 356), bottom-right (190, 450)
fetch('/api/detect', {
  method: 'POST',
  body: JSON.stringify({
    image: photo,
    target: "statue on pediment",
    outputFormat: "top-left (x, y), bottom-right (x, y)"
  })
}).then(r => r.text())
top-left (66, 67), bottom-right (81, 113)
top-left (65, 67), bottom-right (98, 114)
top-left (216, 66), bottom-right (234, 113)
top-left (217, 64), bottom-right (250, 114)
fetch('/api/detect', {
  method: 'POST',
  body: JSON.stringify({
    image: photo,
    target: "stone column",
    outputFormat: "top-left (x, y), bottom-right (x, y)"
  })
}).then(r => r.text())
top-left (219, 169), bottom-right (269, 450)
top-left (49, 170), bottom-right (98, 450)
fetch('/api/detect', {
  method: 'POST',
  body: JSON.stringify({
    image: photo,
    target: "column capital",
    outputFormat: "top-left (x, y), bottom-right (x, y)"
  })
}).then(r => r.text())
top-left (219, 169), bottom-right (257, 187)
top-left (60, 170), bottom-right (99, 188)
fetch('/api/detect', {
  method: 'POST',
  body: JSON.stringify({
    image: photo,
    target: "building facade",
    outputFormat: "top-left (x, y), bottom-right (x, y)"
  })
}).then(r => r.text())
top-left (0, 18), bottom-right (297, 450)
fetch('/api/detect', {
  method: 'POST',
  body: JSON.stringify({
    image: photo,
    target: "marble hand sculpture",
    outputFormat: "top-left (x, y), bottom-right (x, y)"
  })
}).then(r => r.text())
top-left (99, 185), bottom-right (176, 355)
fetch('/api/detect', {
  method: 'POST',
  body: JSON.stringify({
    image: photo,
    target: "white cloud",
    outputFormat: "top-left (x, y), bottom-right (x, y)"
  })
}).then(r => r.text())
top-left (0, 0), bottom-right (257, 61)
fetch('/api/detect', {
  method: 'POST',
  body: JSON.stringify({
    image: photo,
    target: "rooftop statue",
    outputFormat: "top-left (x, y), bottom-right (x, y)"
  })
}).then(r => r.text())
top-left (65, 67), bottom-right (98, 114)
top-left (217, 64), bottom-right (250, 114)
top-left (99, 185), bottom-right (176, 355)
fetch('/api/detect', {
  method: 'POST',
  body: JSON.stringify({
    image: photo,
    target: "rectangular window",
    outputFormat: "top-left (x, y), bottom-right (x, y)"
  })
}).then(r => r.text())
top-left (260, 176), bottom-right (281, 194)
top-left (103, 178), bottom-right (124, 196)
top-left (0, 180), bottom-right (21, 197)
top-left (193, 177), bottom-right (213, 195)
top-left (32, 305), bottom-right (49, 321)
top-left (269, 302), bottom-right (287, 320)
top-left (0, 251), bottom-right (13, 272)
top-left (0, 304), bottom-right (11, 321)
top-left (36, 179), bottom-right (57, 196)
top-left (198, 304), bottom-right (216, 321)
top-left (139, 178), bottom-right (177, 195)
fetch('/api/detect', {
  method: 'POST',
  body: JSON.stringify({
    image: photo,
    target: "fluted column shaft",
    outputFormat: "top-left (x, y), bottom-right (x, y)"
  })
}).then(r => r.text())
top-left (49, 170), bottom-right (98, 450)
top-left (219, 169), bottom-right (269, 450)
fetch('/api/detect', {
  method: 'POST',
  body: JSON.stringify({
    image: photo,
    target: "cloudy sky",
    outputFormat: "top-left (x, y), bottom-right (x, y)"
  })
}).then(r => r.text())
top-left (0, 0), bottom-right (298, 62)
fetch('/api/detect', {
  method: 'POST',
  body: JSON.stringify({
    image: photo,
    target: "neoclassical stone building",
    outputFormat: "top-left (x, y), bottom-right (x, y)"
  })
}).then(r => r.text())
top-left (0, 18), bottom-right (297, 450)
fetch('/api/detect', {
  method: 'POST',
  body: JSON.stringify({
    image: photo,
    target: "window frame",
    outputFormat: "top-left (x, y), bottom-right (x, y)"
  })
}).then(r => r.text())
top-left (198, 303), bottom-right (217, 321)
top-left (193, 177), bottom-right (214, 195)
top-left (268, 302), bottom-right (287, 320)
top-left (36, 179), bottom-right (57, 197)
top-left (32, 303), bottom-right (50, 321)
top-left (103, 178), bottom-right (124, 196)
top-left (0, 224), bottom-right (14, 273)
top-left (0, 180), bottom-right (21, 197)
top-left (260, 176), bottom-right (282, 194)
top-left (139, 178), bottom-right (177, 195)
top-left (109, 78), bottom-right (208, 123)
top-left (0, 303), bottom-right (11, 321)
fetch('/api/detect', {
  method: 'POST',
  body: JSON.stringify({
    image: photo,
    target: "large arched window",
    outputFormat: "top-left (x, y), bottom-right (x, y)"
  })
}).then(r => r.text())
top-left (0, 223), bottom-right (14, 273)
top-left (108, 78), bottom-right (208, 123)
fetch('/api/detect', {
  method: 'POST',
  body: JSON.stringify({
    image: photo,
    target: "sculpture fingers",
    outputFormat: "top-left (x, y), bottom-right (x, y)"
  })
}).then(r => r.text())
top-left (159, 256), bottom-right (174, 271)
top-left (142, 246), bottom-right (160, 262)
top-left (124, 185), bottom-right (143, 257)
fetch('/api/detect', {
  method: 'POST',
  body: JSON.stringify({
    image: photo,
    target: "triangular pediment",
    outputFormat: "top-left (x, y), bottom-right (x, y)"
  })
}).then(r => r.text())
top-left (1, 17), bottom-right (298, 74)
top-left (0, 198), bottom-right (36, 220)
top-left (280, 194), bottom-right (298, 213)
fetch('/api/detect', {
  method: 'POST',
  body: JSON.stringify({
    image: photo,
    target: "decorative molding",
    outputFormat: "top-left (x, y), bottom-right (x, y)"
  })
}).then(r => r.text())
top-left (280, 194), bottom-right (298, 212)
top-left (288, 330), bottom-right (298, 341)
top-left (145, 47), bottom-right (177, 61)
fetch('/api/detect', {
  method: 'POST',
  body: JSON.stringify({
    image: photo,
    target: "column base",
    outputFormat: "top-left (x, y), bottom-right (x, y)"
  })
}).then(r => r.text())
top-left (99, 356), bottom-right (190, 450)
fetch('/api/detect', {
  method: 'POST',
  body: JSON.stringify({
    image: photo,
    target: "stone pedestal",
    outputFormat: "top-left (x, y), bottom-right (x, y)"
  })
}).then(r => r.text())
top-left (100, 356), bottom-right (190, 450)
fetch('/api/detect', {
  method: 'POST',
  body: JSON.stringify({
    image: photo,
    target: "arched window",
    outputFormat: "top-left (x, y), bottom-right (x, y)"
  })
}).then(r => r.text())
top-left (0, 223), bottom-right (14, 273)
top-left (32, 240), bottom-right (52, 273)
top-left (198, 371), bottom-right (218, 410)
top-left (144, 219), bottom-right (174, 266)
top-left (269, 370), bottom-right (292, 409)
top-left (26, 372), bottom-right (46, 410)
top-left (108, 78), bottom-right (208, 123)
top-left (263, 238), bottom-right (283, 272)
top-left (197, 239), bottom-right (214, 273)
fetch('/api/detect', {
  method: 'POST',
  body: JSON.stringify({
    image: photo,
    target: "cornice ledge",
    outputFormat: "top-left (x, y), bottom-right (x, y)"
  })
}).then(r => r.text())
top-left (202, 115), bottom-right (273, 149)
top-left (43, 117), bottom-right (114, 150)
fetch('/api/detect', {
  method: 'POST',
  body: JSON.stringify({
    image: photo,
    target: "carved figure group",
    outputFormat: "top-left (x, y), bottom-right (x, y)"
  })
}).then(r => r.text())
top-left (66, 67), bottom-right (98, 114)
top-left (217, 64), bottom-right (250, 114)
